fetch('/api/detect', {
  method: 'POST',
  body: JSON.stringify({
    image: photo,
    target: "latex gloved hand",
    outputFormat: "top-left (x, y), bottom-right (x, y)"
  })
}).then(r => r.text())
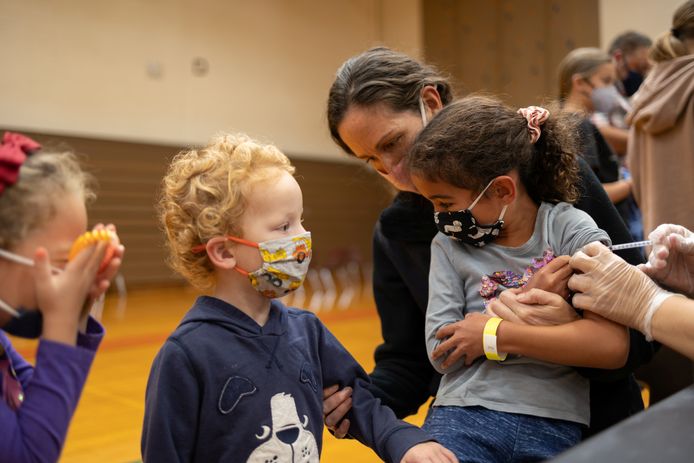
top-left (639, 224), bottom-right (694, 298)
top-left (569, 241), bottom-right (679, 340)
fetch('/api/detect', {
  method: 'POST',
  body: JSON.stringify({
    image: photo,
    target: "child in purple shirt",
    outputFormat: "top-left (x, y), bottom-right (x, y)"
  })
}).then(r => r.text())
top-left (0, 132), bottom-right (124, 463)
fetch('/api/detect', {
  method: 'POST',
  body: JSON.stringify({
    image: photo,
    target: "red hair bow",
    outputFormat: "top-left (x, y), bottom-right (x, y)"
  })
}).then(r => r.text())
top-left (0, 132), bottom-right (41, 195)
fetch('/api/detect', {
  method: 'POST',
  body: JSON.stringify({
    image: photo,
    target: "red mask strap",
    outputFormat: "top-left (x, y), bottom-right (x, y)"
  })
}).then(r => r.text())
top-left (225, 236), bottom-right (259, 248)
top-left (234, 266), bottom-right (250, 276)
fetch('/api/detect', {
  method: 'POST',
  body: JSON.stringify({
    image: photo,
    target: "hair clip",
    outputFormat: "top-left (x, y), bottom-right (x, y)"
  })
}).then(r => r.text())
top-left (69, 229), bottom-right (117, 273)
top-left (0, 132), bottom-right (42, 195)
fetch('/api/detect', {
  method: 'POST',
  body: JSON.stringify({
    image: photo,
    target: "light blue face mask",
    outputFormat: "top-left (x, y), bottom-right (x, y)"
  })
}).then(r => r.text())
top-left (0, 248), bottom-right (61, 338)
top-left (591, 84), bottom-right (623, 115)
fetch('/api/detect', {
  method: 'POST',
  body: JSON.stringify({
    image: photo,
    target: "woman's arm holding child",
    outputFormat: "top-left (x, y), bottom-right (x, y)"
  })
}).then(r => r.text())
top-left (434, 303), bottom-right (629, 369)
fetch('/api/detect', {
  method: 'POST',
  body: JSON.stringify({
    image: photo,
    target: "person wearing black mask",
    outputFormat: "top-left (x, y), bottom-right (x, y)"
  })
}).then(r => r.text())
top-left (609, 31), bottom-right (653, 97)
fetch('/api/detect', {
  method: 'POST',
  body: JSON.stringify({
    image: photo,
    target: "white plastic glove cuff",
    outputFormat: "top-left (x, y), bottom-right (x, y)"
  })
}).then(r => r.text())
top-left (642, 291), bottom-right (683, 341)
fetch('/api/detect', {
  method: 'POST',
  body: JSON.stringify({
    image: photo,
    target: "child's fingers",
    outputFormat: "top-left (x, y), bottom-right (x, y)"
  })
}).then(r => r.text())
top-left (105, 224), bottom-right (121, 246)
top-left (32, 247), bottom-right (52, 293)
top-left (89, 279), bottom-right (111, 300)
top-left (432, 340), bottom-right (452, 360)
top-left (97, 253), bottom-right (123, 284)
top-left (435, 323), bottom-right (456, 340)
top-left (442, 345), bottom-right (465, 368)
top-left (66, 242), bottom-right (107, 294)
top-left (544, 255), bottom-right (570, 272)
top-left (553, 263), bottom-right (574, 281)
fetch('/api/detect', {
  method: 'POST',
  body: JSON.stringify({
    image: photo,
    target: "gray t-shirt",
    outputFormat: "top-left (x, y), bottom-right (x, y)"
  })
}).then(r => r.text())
top-left (426, 202), bottom-right (610, 425)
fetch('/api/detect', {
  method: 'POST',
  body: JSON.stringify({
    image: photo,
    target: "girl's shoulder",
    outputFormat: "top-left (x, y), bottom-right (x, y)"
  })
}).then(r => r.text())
top-left (543, 202), bottom-right (610, 255)
top-left (544, 201), bottom-right (593, 224)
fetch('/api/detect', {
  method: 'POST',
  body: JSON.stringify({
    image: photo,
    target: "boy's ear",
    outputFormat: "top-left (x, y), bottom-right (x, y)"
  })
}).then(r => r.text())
top-left (492, 176), bottom-right (516, 204)
top-left (205, 237), bottom-right (236, 270)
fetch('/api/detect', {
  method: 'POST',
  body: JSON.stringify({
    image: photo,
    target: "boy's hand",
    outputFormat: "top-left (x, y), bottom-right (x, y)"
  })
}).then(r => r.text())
top-left (433, 313), bottom-right (490, 368)
top-left (400, 441), bottom-right (458, 463)
top-left (322, 384), bottom-right (352, 438)
top-left (523, 255), bottom-right (572, 299)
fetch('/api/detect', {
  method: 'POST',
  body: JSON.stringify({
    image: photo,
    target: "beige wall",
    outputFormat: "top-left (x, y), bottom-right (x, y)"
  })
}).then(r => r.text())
top-left (0, 0), bottom-right (421, 161)
top-left (599, 0), bottom-right (684, 49)
top-left (423, 0), bottom-right (600, 106)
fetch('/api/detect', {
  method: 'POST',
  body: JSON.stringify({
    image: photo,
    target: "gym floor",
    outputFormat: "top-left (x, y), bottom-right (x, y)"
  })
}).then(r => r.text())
top-left (10, 286), bottom-right (430, 463)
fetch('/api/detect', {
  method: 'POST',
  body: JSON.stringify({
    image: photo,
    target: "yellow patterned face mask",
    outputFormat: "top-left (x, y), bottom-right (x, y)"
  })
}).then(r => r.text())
top-left (223, 232), bottom-right (312, 299)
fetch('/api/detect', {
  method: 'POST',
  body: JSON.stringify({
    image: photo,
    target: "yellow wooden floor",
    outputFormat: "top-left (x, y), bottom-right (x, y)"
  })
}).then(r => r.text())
top-left (9, 287), bottom-right (430, 463)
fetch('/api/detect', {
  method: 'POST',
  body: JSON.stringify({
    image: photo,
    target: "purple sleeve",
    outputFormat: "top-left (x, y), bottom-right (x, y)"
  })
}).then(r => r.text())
top-left (0, 319), bottom-right (104, 463)
top-left (315, 317), bottom-right (432, 463)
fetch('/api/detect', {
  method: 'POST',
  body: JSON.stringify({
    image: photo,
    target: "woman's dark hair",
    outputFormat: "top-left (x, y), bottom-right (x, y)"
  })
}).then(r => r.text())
top-left (407, 95), bottom-right (580, 205)
top-left (327, 47), bottom-right (454, 155)
top-left (651, 0), bottom-right (694, 63)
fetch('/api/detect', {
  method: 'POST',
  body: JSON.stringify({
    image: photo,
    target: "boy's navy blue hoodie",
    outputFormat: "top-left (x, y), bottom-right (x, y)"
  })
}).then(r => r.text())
top-left (141, 296), bottom-right (430, 462)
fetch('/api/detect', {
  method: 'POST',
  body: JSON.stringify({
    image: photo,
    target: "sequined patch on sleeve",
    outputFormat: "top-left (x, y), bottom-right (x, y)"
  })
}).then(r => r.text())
top-left (479, 249), bottom-right (556, 308)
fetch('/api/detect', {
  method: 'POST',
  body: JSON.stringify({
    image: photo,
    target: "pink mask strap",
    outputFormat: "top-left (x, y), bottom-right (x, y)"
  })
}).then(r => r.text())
top-left (517, 106), bottom-right (550, 144)
top-left (0, 132), bottom-right (41, 195)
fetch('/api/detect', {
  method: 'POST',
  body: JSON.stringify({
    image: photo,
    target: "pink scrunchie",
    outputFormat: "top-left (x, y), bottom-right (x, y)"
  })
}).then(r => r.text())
top-left (0, 132), bottom-right (41, 195)
top-left (517, 106), bottom-right (550, 144)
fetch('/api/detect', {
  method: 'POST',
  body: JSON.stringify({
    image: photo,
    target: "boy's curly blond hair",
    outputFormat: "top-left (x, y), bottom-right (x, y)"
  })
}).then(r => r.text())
top-left (159, 134), bottom-right (294, 290)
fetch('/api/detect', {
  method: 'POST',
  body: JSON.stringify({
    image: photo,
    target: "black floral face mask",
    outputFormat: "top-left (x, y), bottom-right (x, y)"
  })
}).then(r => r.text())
top-left (433, 179), bottom-right (507, 247)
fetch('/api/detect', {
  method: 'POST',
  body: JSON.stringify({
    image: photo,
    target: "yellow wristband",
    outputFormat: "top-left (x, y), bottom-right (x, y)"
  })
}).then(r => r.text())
top-left (483, 317), bottom-right (507, 361)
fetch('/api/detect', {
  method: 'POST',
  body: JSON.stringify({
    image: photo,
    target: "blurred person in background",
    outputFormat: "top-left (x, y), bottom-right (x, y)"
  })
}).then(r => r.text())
top-left (627, 0), bottom-right (694, 235)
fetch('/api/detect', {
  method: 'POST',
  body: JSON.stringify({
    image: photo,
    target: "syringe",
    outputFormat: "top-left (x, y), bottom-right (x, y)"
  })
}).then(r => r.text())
top-left (609, 240), bottom-right (652, 251)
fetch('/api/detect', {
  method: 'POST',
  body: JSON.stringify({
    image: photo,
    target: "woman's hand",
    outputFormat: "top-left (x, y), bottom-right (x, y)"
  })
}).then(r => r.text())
top-left (34, 241), bottom-right (107, 345)
top-left (432, 313), bottom-right (490, 368)
top-left (639, 224), bottom-right (694, 298)
top-left (322, 385), bottom-right (352, 439)
top-left (400, 441), bottom-right (458, 463)
top-left (487, 288), bottom-right (579, 325)
top-left (523, 255), bottom-right (572, 299)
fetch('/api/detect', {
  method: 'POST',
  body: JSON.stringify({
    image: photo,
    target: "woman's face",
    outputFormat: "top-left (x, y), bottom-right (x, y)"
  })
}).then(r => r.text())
top-left (578, 62), bottom-right (617, 112)
top-left (337, 102), bottom-right (426, 193)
